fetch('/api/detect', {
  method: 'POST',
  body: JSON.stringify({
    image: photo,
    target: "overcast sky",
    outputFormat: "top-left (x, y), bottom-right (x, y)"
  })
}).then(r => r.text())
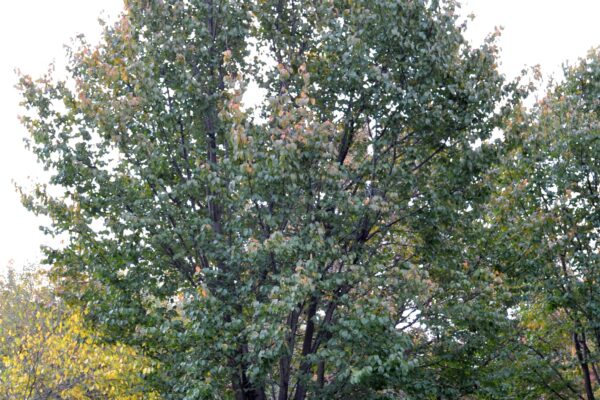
top-left (1, 1), bottom-right (599, 272)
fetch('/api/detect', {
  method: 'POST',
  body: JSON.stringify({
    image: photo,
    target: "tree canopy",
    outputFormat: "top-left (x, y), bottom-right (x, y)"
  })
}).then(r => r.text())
top-left (488, 48), bottom-right (600, 399)
top-left (0, 267), bottom-right (159, 399)
top-left (15, 0), bottom-right (599, 399)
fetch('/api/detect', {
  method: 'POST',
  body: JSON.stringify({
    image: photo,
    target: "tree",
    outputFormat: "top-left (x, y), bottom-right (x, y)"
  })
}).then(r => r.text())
top-left (17, 0), bottom-right (521, 398)
top-left (0, 267), bottom-right (159, 399)
top-left (490, 48), bottom-right (600, 400)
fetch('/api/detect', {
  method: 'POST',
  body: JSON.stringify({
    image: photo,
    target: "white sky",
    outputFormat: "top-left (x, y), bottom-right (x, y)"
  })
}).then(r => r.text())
top-left (0, 1), bottom-right (599, 272)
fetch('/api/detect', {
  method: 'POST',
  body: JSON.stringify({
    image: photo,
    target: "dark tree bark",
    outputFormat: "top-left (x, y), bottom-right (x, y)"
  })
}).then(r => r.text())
top-left (574, 332), bottom-right (596, 400)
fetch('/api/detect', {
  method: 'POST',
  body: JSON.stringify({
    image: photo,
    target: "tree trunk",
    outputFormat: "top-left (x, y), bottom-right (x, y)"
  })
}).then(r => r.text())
top-left (582, 332), bottom-right (600, 384)
top-left (574, 332), bottom-right (596, 400)
top-left (293, 298), bottom-right (319, 400)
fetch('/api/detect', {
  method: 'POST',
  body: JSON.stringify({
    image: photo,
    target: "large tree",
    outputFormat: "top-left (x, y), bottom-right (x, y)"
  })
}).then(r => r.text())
top-left (18, 0), bottom-right (521, 398)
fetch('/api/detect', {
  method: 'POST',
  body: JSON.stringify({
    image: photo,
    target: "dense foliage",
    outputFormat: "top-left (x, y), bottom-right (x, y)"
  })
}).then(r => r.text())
top-left (0, 268), bottom-right (158, 399)
top-left (14, 0), bottom-right (599, 398)
top-left (488, 48), bottom-right (600, 399)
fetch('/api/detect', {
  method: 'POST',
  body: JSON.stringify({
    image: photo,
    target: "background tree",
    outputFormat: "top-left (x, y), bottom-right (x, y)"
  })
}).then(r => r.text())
top-left (0, 267), bottom-right (159, 399)
top-left (489, 48), bottom-right (600, 400)
top-left (17, 0), bottom-right (523, 398)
